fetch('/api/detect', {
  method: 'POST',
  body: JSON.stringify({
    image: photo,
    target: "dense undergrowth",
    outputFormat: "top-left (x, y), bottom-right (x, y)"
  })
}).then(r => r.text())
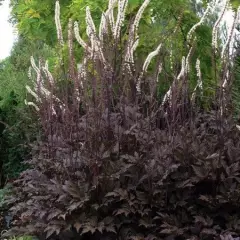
top-left (0, 92), bottom-right (40, 182)
top-left (0, 37), bottom-right (56, 189)
top-left (0, 0), bottom-right (240, 239)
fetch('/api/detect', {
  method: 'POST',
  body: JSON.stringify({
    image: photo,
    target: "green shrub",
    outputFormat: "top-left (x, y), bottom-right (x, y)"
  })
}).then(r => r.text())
top-left (1, 234), bottom-right (37, 240)
top-left (0, 185), bottom-right (12, 233)
top-left (0, 92), bottom-right (39, 182)
top-left (0, 186), bottom-right (11, 210)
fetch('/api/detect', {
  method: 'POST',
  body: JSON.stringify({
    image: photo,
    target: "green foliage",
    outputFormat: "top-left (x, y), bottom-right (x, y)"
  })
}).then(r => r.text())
top-left (229, 0), bottom-right (240, 10)
top-left (232, 42), bottom-right (240, 119)
top-left (0, 36), bottom-right (55, 182)
top-left (2, 236), bottom-right (36, 240)
top-left (8, 0), bottom-right (218, 111)
top-left (0, 185), bottom-right (11, 232)
top-left (0, 37), bottom-right (56, 104)
top-left (0, 185), bottom-right (11, 209)
top-left (9, 0), bottom-right (212, 58)
top-left (0, 92), bottom-right (39, 180)
top-left (10, 0), bottom-right (57, 45)
top-left (0, 59), bottom-right (26, 105)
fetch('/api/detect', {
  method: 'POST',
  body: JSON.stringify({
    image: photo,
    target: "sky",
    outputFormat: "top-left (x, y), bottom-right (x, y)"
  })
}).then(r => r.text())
top-left (0, 0), bottom-right (16, 60)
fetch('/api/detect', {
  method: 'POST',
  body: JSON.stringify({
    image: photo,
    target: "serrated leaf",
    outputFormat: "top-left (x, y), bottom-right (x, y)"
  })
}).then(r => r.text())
top-left (103, 216), bottom-right (114, 225)
top-left (105, 225), bottom-right (117, 233)
top-left (44, 226), bottom-right (59, 239)
top-left (47, 209), bottom-right (61, 220)
top-left (139, 219), bottom-right (153, 228)
top-left (114, 207), bottom-right (131, 216)
top-left (81, 225), bottom-right (96, 235)
top-left (192, 165), bottom-right (207, 178)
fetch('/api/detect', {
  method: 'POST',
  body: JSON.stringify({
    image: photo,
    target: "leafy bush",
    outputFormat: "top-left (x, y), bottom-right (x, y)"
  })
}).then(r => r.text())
top-left (1, 234), bottom-right (37, 240)
top-left (0, 185), bottom-right (11, 209)
top-left (7, 109), bottom-right (240, 240)
top-left (0, 185), bottom-right (12, 232)
top-left (0, 91), bottom-right (39, 182)
top-left (4, 0), bottom-right (240, 239)
top-left (0, 36), bottom-right (56, 183)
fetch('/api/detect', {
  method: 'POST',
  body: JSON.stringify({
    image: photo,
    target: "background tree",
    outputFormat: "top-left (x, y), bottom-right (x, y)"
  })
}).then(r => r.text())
top-left (0, 35), bottom-right (56, 184)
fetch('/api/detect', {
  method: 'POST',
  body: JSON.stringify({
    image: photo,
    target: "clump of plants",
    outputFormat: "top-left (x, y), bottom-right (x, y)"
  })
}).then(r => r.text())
top-left (0, 185), bottom-right (12, 233)
top-left (0, 91), bottom-right (39, 184)
top-left (1, 233), bottom-right (36, 240)
top-left (4, 0), bottom-right (240, 239)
